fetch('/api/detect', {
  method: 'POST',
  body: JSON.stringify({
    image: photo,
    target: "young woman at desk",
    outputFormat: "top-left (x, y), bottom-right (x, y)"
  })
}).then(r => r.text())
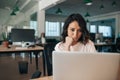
top-left (55, 13), bottom-right (96, 52)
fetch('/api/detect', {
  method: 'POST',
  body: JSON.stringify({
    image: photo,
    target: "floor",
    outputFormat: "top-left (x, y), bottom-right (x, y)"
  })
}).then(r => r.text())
top-left (0, 53), bottom-right (44, 80)
top-left (1, 53), bottom-right (120, 80)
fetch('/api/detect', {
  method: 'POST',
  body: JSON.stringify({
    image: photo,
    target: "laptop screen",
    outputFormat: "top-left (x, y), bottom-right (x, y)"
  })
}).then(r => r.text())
top-left (52, 51), bottom-right (120, 80)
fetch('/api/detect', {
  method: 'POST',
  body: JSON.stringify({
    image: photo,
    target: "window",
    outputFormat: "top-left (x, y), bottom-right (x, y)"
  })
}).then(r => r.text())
top-left (7, 26), bottom-right (13, 33)
top-left (90, 25), bottom-right (96, 33)
top-left (61, 22), bottom-right (64, 27)
top-left (30, 21), bottom-right (37, 36)
top-left (45, 21), bottom-right (60, 37)
top-left (60, 22), bottom-right (64, 34)
top-left (98, 26), bottom-right (112, 37)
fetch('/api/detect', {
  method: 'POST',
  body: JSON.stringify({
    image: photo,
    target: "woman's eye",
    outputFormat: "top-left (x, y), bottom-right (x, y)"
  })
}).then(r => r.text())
top-left (78, 29), bottom-right (82, 32)
top-left (69, 28), bottom-right (82, 32)
top-left (71, 29), bottom-right (75, 31)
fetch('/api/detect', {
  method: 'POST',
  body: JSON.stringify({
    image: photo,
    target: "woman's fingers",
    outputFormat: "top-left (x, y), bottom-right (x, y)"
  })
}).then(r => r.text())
top-left (65, 36), bottom-right (73, 46)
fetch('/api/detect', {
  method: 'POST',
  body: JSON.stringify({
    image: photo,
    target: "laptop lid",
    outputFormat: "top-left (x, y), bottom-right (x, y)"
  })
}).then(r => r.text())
top-left (52, 51), bottom-right (120, 80)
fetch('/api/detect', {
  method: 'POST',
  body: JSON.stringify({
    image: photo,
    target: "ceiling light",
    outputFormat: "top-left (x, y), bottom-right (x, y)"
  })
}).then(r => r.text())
top-left (56, 8), bottom-right (62, 14)
top-left (86, 19), bottom-right (89, 22)
top-left (10, 6), bottom-right (20, 16)
top-left (10, 0), bottom-right (20, 16)
top-left (84, 0), bottom-right (92, 5)
top-left (85, 12), bottom-right (90, 17)
top-left (14, 6), bottom-right (19, 13)
top-left (99, 0), bottom-right (104, 10)
top-left (100, 4), bottom-right (104, 10)
top-left (10, 11), bottom-right (16, 16)
top-left (112, 1), bottom-right (116, 7)
top-left (101, 20), bottom-right (104, 24)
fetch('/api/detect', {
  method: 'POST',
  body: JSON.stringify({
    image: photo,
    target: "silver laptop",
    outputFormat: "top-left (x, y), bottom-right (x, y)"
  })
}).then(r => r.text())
top-left (52, 51), bottom-right (120, 80)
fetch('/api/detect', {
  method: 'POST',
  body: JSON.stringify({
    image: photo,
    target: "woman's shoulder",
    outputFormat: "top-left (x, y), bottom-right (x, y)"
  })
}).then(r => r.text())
top-left (55, 42), bottom-right (64, 47)
top-left (87, 40), bottom-right (95, 45)
top-left (54, 41), bottom-right (64, 51)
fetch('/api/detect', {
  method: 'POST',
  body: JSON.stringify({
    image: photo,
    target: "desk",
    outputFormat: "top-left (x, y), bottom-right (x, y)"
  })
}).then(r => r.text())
top-left (31, 76), bottom-right (53, 80)
top-left (32, 74), bottom-right (120, 80)
top-left (0, 45), bottom-right (46, 75)
top-left (94, 43), bottom-right (115, 46)
top-left (94, 43), bottom-right (116, 52)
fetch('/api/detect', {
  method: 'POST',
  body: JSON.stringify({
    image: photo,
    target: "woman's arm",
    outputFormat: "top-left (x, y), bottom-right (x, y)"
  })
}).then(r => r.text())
top-left (64, 36), bottom-right (73, 51)
top-left (55, 37), bottom-right (73, 51)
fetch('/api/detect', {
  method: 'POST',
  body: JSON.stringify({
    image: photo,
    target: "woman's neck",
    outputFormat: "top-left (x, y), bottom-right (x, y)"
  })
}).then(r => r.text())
top-left (71, 41), bottom-right (78, 46)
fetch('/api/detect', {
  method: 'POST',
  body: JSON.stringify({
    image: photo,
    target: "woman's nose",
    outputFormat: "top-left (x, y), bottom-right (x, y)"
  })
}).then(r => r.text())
top-left (73, 31), bottom-right (78, 38)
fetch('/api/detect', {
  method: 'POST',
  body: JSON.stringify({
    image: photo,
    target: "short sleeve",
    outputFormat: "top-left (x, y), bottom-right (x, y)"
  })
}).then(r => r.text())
top-left (54, 42), bottom-right (64, 51)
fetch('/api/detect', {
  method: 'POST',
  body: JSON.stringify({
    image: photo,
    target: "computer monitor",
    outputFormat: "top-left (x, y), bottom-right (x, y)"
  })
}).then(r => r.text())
top-left (11, 28), bottom-right (35, 42)
top-left (95, 33), bottom-right (103, 42)
top-left (90, 33), bottom-right (95, 42)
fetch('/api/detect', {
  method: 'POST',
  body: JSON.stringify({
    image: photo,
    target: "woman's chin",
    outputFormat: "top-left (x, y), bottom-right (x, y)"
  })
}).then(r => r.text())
top-left (73, 39), bottom-right (79, 42)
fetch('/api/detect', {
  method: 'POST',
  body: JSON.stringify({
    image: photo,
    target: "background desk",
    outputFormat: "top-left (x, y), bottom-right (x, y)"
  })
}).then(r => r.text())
top-left (0, 45), bottom-right (46, 75)
top-left (94, 43), bottom-right (116, 52)
top-left (31, 76), bottom-right (53, 80)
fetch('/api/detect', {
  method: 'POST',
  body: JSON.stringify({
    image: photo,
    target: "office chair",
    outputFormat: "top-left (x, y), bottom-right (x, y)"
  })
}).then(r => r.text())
top-left (31, 70), bottom-right (41, 79)
top-left (116, 38), bottom-right (120, 52)
top-left (44, 42), bottom-right (57, 76)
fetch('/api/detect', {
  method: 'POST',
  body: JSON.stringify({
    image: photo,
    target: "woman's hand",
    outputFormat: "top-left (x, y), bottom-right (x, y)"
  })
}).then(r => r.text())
top-left (65, 36), bottom-right (73, 46)
top-left (64, 36), bottom-right (73, 51)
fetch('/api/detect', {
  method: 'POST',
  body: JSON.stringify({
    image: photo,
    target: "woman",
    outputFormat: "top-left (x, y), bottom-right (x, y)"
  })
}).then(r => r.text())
top-left (40, 32), bottom-right (46, 44)
top-left (55, 13), bottom-right (96, 52)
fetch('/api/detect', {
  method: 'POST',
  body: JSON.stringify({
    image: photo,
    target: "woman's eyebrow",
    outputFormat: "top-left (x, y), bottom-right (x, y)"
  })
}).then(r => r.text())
top-left (69, 27), bottom-right (75, 28)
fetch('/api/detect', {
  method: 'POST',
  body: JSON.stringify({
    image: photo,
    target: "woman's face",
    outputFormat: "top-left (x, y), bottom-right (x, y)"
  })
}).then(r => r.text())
top-left (67, 21), bottom-right (82, 43)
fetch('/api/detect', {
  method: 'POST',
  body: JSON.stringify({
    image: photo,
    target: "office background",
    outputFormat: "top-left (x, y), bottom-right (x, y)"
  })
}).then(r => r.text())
top-left (0, 0), bottom-right (120, 42)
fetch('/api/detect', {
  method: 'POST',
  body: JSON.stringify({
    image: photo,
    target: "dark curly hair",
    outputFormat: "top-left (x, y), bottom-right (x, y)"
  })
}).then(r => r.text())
top-left (62, 13), bottom-right (90, 45)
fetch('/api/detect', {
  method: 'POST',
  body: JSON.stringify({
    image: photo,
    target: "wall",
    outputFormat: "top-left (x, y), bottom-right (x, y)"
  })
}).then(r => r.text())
top-left (0, 9), bottom-right (10, 25)
top-left (88, 11), bottom-right (120, 39)
top-left (45, 11), bottom-right (120, 41)
top-left (39, 0), bottom-right (65, 10)
top-left (116, 13), bottom-right (120, 38)
top-left (36, 0), bottom-right (65, 37)
top-left (0, 0), bottom-right (64, 39)
top-left (37, 10), bottom-right (45, 37)
top-left (46, 14), bottom-right (67, 22)
top-left (0, 0), bottom-right (120, 39)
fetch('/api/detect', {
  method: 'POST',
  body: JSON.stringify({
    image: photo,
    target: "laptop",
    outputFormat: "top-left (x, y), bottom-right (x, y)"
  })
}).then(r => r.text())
top-left (52, 51), bottom-right (120, 80)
